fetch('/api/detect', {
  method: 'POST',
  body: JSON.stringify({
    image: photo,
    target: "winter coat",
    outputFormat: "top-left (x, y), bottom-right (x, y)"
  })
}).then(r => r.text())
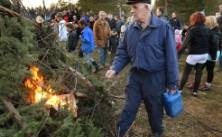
top-left (109, 28), bottom-right (119, 54)
top-left (111, 15), bottom-right (179, 89)
top-left (217, 15), bottom-right (222, 51)
top-left (93, 19), bottom-right (110, 47)
top-left (67, 30), bottom-right (78, 52)
top-left (108, 18), bottom-right (117, 30)
top-left (169, 18), bottom-right (181, 30)
top-left (208, 27), bottom-right (220, 60)
top-left (183, 24), bottom-right (210, 55)
top-left (58, 20), bottom-right (68, 41)
top-left (80, 26), bottom-right (95, 53)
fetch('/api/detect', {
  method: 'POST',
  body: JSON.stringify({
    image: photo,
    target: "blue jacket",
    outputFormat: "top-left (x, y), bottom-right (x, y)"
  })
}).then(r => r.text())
top-left (112, 15), bottom-right (179, 89)
top-left (80, 26), bottom-right (95, 53)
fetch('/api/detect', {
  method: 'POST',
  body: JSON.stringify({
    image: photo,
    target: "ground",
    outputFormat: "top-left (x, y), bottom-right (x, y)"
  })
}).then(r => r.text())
top-left (66, 45), bottom-right (222, 137)
top-left (93, 54), bottom-right (222, 137)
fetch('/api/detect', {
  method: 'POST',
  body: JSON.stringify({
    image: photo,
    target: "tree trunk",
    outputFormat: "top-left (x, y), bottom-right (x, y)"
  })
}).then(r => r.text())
top-left (0, 5), bottom-right (20, 16)
top-left (165, 0), bottom-right (168, 15)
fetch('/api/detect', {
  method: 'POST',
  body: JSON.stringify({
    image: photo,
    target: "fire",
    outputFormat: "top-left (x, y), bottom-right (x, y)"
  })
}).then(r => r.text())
top-left (23, 66), bottom-right (52, 104)
top-left (23, 66), bottom-right (77, 117)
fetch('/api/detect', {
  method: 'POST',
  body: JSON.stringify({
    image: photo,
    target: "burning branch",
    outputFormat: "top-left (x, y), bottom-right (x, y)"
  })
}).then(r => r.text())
top-left (23, 65), bottom-right (78, 117)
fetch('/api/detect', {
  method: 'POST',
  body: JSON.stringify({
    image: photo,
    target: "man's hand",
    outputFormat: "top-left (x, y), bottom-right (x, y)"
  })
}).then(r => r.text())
top-left (168, 87), bottom-right (177, 94)
top-left (105, 69), bottom-right (116, 79)
top-left (169, 89), bottom-right (177, 94)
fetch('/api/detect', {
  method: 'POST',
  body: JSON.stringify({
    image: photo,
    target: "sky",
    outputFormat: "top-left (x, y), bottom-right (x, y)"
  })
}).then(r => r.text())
top-left (22, 0), bottom-right (78, 8)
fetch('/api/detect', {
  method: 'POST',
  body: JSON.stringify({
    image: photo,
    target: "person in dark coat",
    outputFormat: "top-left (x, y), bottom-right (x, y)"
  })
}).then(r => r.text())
top-left (105, 0), bottom-right (179, 137)
top-left (115, 15), bottom-right (124, 36)
top-left (179, 12), bottom-right (211, 96)
top-left (169, 12), bottom-right (181, 30)
top-left (109, 27), bottom-right (119, 64)
top-left (200, 16), bottom-right (220, 91)
top-left (108, 13), bottom-right (117, 30)
top-left (65, 23), bottom-right (78, 52)
top-left (217, 5), bottom-right (222, 71)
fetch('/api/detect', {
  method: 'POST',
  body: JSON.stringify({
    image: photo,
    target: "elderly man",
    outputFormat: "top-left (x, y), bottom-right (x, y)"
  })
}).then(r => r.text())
top-left (105, 0), bottom-right (179, 137)
top-left (94, 11), bottom-right (111, 68)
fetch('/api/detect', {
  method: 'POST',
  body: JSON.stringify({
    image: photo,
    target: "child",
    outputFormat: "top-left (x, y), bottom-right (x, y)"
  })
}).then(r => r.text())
top-left (79, 19), bottom-right (99, 73)
top-left (175, 29), bottom-right (182, 52)
top-left (65, 23), bottom-right (78, 52)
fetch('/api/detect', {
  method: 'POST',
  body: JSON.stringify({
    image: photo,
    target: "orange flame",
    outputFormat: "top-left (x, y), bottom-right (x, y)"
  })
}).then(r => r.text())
top-left (23, 66), bottom-right (78, 115)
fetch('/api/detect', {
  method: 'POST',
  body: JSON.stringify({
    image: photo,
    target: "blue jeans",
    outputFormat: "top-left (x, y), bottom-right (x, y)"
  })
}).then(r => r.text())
top-left (117, 69), bottom-right (165, 137)
top-left (98, 47), bottom-right (107, 66)
top-left (83, 53), bottom-right (94, 65)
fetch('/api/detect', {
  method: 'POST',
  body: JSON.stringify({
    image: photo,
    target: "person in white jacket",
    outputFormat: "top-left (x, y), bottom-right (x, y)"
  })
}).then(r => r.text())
top-left (55, 12), bottom-right (68, 42)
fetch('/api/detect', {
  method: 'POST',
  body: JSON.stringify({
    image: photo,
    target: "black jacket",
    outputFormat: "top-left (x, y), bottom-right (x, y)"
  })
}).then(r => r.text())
top-left (209, 27), bottom-right (220, 60)
top-left (169, 18), bottom-right (181, 30)
top-left (67, 30), bottom-right (78, 52)
top-left (217, 16), bottom-right (222, 51)
top-left (183, 24), bottom-right (210, 55)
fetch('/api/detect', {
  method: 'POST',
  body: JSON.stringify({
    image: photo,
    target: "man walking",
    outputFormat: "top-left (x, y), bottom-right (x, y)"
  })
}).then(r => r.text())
top-left (94, 11), bottom-right (111, 68)
top-left (105, 0), bottom-right (179, 137)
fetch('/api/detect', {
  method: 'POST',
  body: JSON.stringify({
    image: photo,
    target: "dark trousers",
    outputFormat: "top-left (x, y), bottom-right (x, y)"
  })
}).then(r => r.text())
top-left (219, 54), bottom-right (222, 70)
top-left (179, 63), bottom-right (205, 92)
top-left (204, 61), bottom-right (216, 83)
top-left (118, 69), bottom-right (165, 137)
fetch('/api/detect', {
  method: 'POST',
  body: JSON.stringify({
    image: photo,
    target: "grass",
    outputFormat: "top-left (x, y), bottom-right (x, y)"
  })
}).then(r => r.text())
top-left (95, 55), bottom-right (222, 137)
top-left (64, 42), bottom-right (222, 137)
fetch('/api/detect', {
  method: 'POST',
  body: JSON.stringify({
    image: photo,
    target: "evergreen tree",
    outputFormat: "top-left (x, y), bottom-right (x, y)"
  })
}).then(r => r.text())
top-left (155, 0), bottom-right (222, 23)
top-left (0, 6), bottom-right (115, 137)
top-left (77, 0), bottom-right (129, 14)
top-left (0, 16), bottom-right (36, 98)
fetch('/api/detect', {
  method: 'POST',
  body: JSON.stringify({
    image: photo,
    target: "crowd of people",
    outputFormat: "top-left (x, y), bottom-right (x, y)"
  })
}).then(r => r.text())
top-left (46, 5), bottom-right (222, 95)
top-left (39, 2), bottom-right (222, 95)
top-left (46, 9), bottom-right (126, 72)
top-left (35, 1), bottom-right (222, 136)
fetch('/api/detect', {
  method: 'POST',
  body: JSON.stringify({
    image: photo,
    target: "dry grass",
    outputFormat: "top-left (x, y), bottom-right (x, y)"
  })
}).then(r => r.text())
top-left (65, 43), bottom-right (222, 137)
top-left (94, 54), bottom-right (222, 137)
